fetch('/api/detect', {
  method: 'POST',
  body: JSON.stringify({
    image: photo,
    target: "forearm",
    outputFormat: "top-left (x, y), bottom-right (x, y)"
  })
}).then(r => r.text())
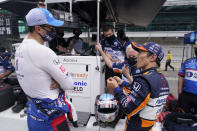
top-left (1, 70), bottom-right (12, 78)
top-left (178, 76), bottom-right (184, 95)
top-left (99, 51), bottom-right (113, 68)
top-left (125, 74), bottom-right (133, 83)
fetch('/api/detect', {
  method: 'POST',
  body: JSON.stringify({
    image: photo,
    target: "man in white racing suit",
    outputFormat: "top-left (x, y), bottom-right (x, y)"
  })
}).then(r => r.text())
top-left (15, 8), bottom-right (74, 131)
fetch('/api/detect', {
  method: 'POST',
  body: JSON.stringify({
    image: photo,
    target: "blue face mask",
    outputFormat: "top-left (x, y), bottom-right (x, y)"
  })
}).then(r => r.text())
top-left (39, 27), bottom-right (57, 42)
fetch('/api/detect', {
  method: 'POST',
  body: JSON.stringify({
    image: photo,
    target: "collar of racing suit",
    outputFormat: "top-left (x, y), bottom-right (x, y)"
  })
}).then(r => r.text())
top-left (139, 67), bottom-right (159, 75)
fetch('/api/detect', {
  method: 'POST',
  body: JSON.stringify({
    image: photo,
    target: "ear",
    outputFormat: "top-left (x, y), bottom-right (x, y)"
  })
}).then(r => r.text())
top-left (35, 26), bottom-right (40, 32)
top-left (150, 54), bottom-right (157, 62)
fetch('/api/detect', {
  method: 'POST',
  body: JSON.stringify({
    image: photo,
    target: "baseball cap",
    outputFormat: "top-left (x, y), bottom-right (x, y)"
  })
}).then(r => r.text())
top-left (25, 8), bottom-right (64, 27)
top-left (133, 42), bottom-right (164, 61)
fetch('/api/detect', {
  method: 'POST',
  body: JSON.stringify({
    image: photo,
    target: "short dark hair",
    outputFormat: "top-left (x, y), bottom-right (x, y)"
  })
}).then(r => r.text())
top-left (147, 52), bottom-right (161, 67)
top-left (28, 26), bottom-right (35, 33)
top-left (73, 28), bottom-right (82, 35)
top-left (156, 58), bottom-right (161, 67)
top-left (102, 24), bottom-right (114, 32)
top-left (117, 29), bottom-right (126, 40)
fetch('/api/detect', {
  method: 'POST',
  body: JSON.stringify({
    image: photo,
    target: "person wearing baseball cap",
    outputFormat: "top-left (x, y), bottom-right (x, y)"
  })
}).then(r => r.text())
top-left (15, 8), bottom-right (74, 131)
top-left (107, 42), bottom-right (169, 131)
top-left (132, 42), bottom-right (164, 67)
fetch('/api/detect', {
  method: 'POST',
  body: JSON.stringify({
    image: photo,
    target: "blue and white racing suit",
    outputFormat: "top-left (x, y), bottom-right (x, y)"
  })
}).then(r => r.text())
top-left (178, 57), bottom-right (197, 94)
top-left (178, 57), bottom-right (197, 113)
top-left (114, 67), bottom-right (169, 131)
top-left (15, 39), bottom-right (74, 131)
top-left (101, 37), bottom-right (125, 62)
top-left (101, 36), bottom-right (126, 80)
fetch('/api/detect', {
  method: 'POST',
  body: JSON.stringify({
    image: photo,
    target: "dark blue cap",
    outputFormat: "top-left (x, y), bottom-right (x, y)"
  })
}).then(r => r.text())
top-left (133, 42), bottom-right (164, 61)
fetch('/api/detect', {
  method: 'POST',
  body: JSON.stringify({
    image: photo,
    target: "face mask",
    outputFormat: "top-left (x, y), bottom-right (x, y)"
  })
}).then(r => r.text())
top-left (58, 33), bottom-right (64, 38)
top-left (106, 35), bottom-right (115, 43)
top-left (39, 28), bottom-right (56, 42)
top-left (195, 48), bottom-right (197, 57)
top-left (125, 57), bottom-right (137, 66)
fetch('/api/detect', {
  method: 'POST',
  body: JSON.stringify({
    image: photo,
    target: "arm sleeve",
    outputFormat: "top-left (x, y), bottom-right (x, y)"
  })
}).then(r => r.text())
top-left (120, 80), bottom-right (131, 88)
top-left (178, 62), bottom-right (185, 77)
top-left (33, 48), bottom-right (73, 90)
top-left (114, 77), bottom-right (151, 115)
top-left (112, 62), bottom-right (124, 74)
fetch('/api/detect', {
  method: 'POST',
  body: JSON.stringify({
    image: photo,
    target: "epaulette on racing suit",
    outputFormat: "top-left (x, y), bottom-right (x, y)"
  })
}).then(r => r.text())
top-left (114, 67), bottom-right (169, 131)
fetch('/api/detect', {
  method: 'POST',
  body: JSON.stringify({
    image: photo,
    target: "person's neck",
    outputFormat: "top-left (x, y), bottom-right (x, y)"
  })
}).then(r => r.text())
top-left (27, 32), bottom-right (44, 45)
top-left (142, 63), bottom-right (158, 70)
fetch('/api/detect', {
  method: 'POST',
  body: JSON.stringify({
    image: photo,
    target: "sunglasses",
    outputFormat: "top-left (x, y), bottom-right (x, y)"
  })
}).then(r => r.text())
top-left (40, 25), bottom-right (56, 31)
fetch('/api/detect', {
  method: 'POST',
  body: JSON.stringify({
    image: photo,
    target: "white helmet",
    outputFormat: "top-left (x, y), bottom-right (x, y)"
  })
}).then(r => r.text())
top-left (95, 94), bottom-right (119, 123)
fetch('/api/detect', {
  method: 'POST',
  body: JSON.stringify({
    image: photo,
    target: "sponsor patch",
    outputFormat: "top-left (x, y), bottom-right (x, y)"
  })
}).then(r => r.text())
top-left (133, 82), bottom-right (141, 92)
top-left (53, 59), bottom-right (60, 65)
top-left (59, 65), bottom-right (66, 73)
top-left (185, 69), bottom-right (197, 81)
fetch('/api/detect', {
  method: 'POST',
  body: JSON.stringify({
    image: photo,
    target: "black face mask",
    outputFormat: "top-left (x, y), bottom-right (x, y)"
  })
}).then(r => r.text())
top-left (74, 32), bottom-right (81, 37)
top-left (42, 30), bottom-right (56, 42)
top-left (106, 35), bottom-right (116, 43)
top-left (125, 57), bottom-right (137, 66)
top-left (195, 48), bottom-right (197, 57)
top-left (58, 33), bottom-right (64, 38)
top-left (39, 27), bottom-right (56, 42)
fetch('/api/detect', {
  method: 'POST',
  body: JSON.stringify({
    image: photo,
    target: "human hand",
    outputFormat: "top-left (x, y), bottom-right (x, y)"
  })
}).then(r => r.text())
top-left (122, 65), bottom-right (130, 77)
top-left (57, 45), bottom-right (65, 52)
top-left (50, 79), bottom-right (60, 90)
top-left (107, 77), bottom-right (119, 94)
top-left (95, 44), bottom-right (103, 53)
top-left (113, 76), bottom-right (123, 85)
